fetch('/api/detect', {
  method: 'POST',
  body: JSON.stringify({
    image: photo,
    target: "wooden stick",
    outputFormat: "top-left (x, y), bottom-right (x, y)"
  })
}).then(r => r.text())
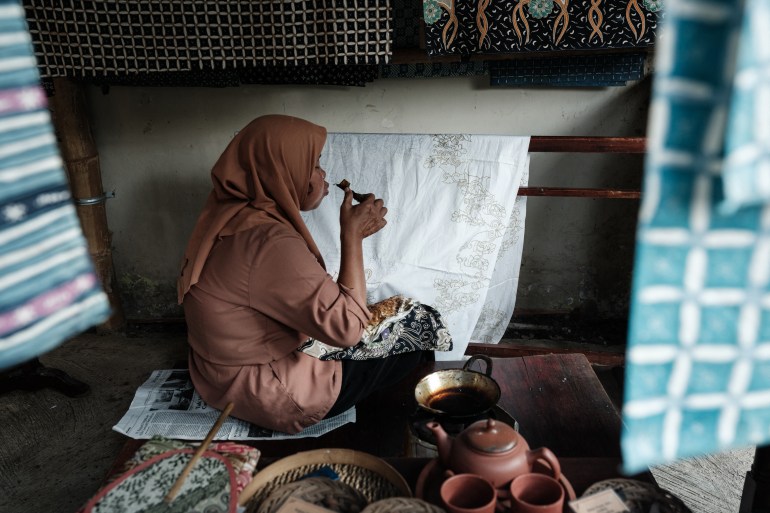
top-left (164, 402), bottom-right (234, 503)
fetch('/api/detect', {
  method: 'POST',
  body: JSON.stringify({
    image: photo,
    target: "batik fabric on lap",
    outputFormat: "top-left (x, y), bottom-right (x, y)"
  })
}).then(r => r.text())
top-left (299, 296), bottom-right (453, 360)
top-left (0, 0), bottom-right (110, 370)
top-left (622, 0), bottom-right (770, 473)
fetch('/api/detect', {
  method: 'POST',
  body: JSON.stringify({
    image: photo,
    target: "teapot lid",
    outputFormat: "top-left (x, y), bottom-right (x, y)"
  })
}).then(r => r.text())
top-left (462, 418), bottom-right (517, 453)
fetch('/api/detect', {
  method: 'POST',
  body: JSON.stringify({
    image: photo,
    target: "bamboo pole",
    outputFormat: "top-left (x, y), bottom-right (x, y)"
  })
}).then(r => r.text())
top-left (50, 78), bottom-right (125, 331)
top-left (164, 403), bottom-right (234, 503)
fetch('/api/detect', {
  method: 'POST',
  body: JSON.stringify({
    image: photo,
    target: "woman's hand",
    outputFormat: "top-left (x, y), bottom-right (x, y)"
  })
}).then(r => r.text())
top-left (337, 187), bottom-right (386, 304)
top-left (339, 187), bottom-right (388, 241)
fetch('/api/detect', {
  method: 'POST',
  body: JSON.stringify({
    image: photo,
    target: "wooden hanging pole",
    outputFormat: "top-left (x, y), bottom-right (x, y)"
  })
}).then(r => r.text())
top-left (528, 136), bottom-right (646, 153)
top-left (50, 77), bottom-right (125, 331)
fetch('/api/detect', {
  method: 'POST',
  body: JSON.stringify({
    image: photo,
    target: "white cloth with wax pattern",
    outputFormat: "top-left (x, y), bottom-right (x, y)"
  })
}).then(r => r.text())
top-left (301, 133), bottom-right (529, 360)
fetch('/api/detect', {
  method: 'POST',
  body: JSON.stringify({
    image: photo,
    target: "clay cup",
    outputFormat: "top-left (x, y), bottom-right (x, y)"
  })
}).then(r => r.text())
top-left (440, 473), bottom-right (497, 513)
top-left (509, 473), bottom-right (564, 513)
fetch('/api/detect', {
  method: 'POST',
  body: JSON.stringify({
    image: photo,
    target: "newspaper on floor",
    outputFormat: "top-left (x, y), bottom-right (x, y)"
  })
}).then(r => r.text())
top-left (112, 369), bottom-right (355, 440)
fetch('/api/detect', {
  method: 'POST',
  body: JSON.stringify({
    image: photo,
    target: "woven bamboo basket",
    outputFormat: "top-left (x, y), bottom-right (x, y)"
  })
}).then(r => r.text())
top-left (362, 497), bottom-right (445, 513)
top-left (253, 477), bottom-right (369, 513)
top-left (238, 449), bottom-right (412, 510)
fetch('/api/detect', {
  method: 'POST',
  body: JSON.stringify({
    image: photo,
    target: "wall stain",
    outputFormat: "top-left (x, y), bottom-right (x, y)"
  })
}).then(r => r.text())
top-left (118, 273), bottom-right (181, 319)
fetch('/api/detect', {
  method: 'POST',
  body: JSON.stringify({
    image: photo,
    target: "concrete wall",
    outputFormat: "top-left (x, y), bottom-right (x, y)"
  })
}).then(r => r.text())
top-left (85, 75), bottom-right (651, 320)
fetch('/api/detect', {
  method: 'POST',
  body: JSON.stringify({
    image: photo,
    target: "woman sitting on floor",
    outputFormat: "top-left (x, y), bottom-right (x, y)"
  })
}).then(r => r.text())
top-left (177, 115), bottom-right (451, 434)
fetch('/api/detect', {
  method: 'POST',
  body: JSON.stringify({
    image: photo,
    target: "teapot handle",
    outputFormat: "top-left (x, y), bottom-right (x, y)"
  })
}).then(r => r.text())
top-left (526, 447), bottom-right (561, 481)
top-left (463, 354), bottom-right (493, 376)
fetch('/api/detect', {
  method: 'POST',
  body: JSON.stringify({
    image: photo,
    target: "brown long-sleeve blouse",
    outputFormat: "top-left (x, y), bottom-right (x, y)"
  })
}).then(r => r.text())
top-left (184, 221), bottom-right (372, 434)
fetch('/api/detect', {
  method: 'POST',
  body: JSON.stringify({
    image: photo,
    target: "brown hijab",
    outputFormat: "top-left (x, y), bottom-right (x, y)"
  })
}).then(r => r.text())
top-left (177, 115), bottom-right (327, 303)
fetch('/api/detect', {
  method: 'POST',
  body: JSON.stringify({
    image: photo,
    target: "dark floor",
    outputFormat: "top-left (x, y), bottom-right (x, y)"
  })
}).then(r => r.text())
top-left (0, 331), bottom-right (189, 513)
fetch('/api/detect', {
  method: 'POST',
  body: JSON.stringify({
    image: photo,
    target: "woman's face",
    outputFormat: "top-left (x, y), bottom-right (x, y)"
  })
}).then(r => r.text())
top-left (300, 158), bottom-right (328, 211)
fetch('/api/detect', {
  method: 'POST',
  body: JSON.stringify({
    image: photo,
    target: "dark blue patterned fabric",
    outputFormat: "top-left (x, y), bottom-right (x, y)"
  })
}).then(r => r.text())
top-left (489, 52), bottom-right (647, 87)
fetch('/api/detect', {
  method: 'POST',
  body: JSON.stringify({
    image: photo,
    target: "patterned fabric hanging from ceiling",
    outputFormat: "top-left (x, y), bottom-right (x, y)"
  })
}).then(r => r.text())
top-left (0, 0), bottom-right (111, 370)
top-left (622, 0), bottom-right (770, 473)
top-left (720, 0), bottom-right (770, 212)
top-left (21, 1), bottom-right (392, 79)
top-left (489, 52), bottom-right (647, 86)
top-left (75, 65), bottom-right (380, 89)
top-left (422, 0), bottom-right (662, 56)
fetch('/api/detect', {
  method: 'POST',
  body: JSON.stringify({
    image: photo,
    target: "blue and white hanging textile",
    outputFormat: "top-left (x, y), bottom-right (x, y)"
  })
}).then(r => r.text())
top-left (0, 0), bottom-right (111, 370)
top-left (622, 0), bottom-right (770, 473)
top-left (721, 0), bottom-right (770, 211)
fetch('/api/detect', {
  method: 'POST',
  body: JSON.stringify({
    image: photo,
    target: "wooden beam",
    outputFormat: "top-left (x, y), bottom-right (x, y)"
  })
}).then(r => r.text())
top-left (518, 187), bottom-right (641, 199)
top-left (50, 78), bottom-right (125, 331)
top-left (529, 136), bottom-right (646, 153)
top-left (523, 136), bottom-right (646, 199)
top-left (465, 342), bottom-right (625, 367)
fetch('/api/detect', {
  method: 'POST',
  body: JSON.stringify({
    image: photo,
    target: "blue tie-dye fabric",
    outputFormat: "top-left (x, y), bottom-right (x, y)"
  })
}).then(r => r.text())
top-left (721, 0), bottom-right (770, 211)
top-left (622, 0), bottom-right (770, 473)
top-left (0, 0), bottom-right (110, 370)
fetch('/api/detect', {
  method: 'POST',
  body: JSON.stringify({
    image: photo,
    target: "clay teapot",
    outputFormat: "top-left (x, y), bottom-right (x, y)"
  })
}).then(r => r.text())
top-left (427, 418), bottom-right (561, 488)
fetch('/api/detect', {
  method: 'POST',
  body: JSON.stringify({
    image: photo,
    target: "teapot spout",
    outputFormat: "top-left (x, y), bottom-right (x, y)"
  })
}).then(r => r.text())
top-left (426, 421), bottom-right (452, 465)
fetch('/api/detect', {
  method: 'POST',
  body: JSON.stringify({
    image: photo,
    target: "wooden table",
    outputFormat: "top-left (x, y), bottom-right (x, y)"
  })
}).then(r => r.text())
top-left (258, 353), bottom-right (621, 457)
top-left (109, 353), bottom-right (638, 495)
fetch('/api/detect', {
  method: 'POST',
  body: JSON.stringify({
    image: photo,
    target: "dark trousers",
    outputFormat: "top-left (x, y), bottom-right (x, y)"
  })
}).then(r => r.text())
top-left (324, 350), bottom-right (433, 418)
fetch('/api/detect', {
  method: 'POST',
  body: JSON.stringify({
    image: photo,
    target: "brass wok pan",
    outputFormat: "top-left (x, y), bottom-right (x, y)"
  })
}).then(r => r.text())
top-left (414, 355), bottom-right (501, 419)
